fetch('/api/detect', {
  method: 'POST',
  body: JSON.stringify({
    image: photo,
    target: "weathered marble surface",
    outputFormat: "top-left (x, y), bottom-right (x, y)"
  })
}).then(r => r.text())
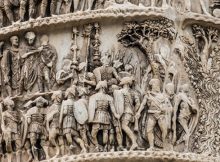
top-left (0, 1), bottom-right (219, 162)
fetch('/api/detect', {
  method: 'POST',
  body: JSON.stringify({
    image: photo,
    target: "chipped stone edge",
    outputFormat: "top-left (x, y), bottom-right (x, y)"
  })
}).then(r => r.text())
top-left (41, 151), bottom-right (219, 162)
top-left (1, 7), bottom-right (220, 40)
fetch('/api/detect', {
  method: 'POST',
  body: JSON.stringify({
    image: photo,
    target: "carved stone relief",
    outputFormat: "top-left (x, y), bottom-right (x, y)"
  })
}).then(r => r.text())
top-left (0, 1), bottom-right (219, 162)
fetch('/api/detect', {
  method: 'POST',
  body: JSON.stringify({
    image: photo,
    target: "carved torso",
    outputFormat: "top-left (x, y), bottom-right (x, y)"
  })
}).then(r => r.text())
top-left (3, 110), bottom-right (20, 134)
top-left (93, 100), bottom-right (111, 124)
top-left (62, 99), bottom-right (77, 130)
top-left (8, 47), bottom-right (21, 89)
top-left (49, 104), bottom-right (61, 129)
top-left (29, 111), bottom-right (46, 134)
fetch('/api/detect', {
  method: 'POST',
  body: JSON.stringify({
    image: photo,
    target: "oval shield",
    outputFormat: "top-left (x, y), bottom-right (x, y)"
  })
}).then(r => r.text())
top-left (74, 99), bottom-right (88, 125)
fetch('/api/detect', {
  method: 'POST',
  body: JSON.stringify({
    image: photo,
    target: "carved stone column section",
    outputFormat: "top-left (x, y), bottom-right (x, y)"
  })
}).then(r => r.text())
top-left (92, 23), bottom-right (101, 69)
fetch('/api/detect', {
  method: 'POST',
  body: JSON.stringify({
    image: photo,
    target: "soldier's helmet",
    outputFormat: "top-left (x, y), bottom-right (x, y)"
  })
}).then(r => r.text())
top-left (149, 78), bottom-right (161, 91)
top-left (3, 97), bottom-right (14, 108)
top-left (95, 80), bottom-right (107, 90)
top-left (65, 85), bottom-right (76, 97)
top-left (165, 82), bottom-right (175, 95)
top-left (34, 96), bottom-right (48, 106)
top-left (25, 31), bottom-right (36, 45)
top-left (40, 34), bottom-right (49, 45)
top-left (77, 86), bottom-right (87, 96)
top-left (119, 77), bottom-right (134, 86)
top-left (51, 91), bottom-right (63, 102)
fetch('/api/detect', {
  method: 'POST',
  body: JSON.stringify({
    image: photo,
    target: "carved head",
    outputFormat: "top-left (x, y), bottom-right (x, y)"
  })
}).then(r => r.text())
top-left (34, 96), bottom-right (48, 108)
top-left (95, 80), bottom-right (107, 91)
top-left (25, 32), bottom-right (36, 45)
top-left (3, 97), bottom-right (15, 111)
top-left (40, 34), bottom-right (49, 46)
top-left (101, 54), bottom-right (111, 66)
top-left (10, 36), bottom-right (19, 47)
top-left (52, 91), bottom-right (63, 103)
top-left (62, 59), bottom-right (72, 71)
top-left (65, 85), bottom-right (76, 98)
top-left (77, 86), bottom-right (87, 97)
top-left (180, 101), bottom-right (189, 109)
top-left (179, 84), bottom-right (189, 93)
top-left (165, 82), bottom-right (175, 96)
top-left (149, 78), bottom-right (161, 92)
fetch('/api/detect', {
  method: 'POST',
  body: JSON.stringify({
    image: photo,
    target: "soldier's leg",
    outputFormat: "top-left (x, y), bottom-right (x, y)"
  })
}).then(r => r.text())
top-left (73, 0), bottom-right (80, 12)
top-left (162, 0), bottom-right (168, 8)
top-left (115, 127), bottom-right (123, 150)
top-left (15, 138), bottom-right (22, 162)
top-left (185, 0), bottom-right (191, 11)
top-left (109, 129), bottom-right (115, 151)
top-left (88, 0), bottom-right (95, 10)
top-left (58, 135), bottom-right (65, 156)
top-left (30, 135), bottom-right (38, 161)
top-left (5, 133), bottom-right (13, 162)
top-left (50, 0), bottom-right (57, 15)
top-left (65, 0), bottom-right (72, 14)
top-left (40, 0), bottom-right (48, 18)
top-left (29, 0), bottom-right (36, 19)
top-left (178, 117), bottom-right (190, 151)
top-left (43, 68), bottom-right (51, 91)
top-left (80, 0), bottom-right (86, 11)
top-left (5, 83), bottom-right (12, 96)
top-left (41, 139), bottom-right (49, 159)
top-left (200, 0), bottom-right (211, 15)
top-left (158, 117), bottom-right (168, 148)
top-left (121, 120), bottom-right (138, 150)
top-left (178, 117), bottom-right (189, 135)
top-left (151, 0), bottom-right (156, 7)
top-left (79, 126), bottom-right (88, 147)
top-left (73, 137), bottom-right (87, 153)
top-left (56, 0), bottom-right (62, 15)
top-left (18, 73), bottom-right (24, 95)
top-left (4, 1), bottom-right (14, 23)
top-left (0, 9), bottom-right (3, 27)
top-left (146, 115), bottom-right (157, 149)
top-left (37, 68), bottom-right (44, 92)
top-left (19, 0), bottom-right (27, 21)
top-left (24, 140), bottom-right (33, 162)
top-left (103, 129), bottom-right (108, 150)
top-left (49, 131), bottom-right (59, 156)
top-left (5, 133), bottom-right (12, 153)
top-left (65, 132), bottom-right (74, 155)
top-left (91, 124), bottom-right (99, 146)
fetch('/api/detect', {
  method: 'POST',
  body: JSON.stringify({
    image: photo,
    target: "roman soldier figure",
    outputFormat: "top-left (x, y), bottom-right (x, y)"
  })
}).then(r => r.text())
top-left (2, 36), bottom-right (22, 96)
top-left (136, 78), bottom-right (173, 150)
top-left (114, 77), bottom-right (140, 150)
top-left (1, 98), bottom-right (22, 162)
top-left (47, 91), bottom-right (65, 157)
top-left (88, 81), bottom-right (120, 151)
top-left (23, 96), bottom-right (49, 161)
top-left (59, 85), bottom-right (87, 155)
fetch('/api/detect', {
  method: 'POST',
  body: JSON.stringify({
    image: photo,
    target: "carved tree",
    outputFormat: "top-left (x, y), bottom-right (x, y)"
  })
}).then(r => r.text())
top-left (179, 28), bottom-right (220, 155)
top-left (192, 25), bottom-right (218, 72)
top-left (117, 18), bottom-right (176, 66)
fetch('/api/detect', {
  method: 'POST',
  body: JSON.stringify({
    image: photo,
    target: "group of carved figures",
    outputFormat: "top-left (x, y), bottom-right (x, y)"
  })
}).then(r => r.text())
top-left (0, 32), bottom-right (57, 97)
top-left (0, 0), bottom-right (97, 27)
top-left (0, 29), bottom-right (199, 161)
top-left (0, 0), bottom-right (220, 27)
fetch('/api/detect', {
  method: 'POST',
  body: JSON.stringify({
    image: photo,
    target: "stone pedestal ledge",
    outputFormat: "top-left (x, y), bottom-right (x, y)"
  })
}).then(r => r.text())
top-left (42, 151), bottom-right (219, 162)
